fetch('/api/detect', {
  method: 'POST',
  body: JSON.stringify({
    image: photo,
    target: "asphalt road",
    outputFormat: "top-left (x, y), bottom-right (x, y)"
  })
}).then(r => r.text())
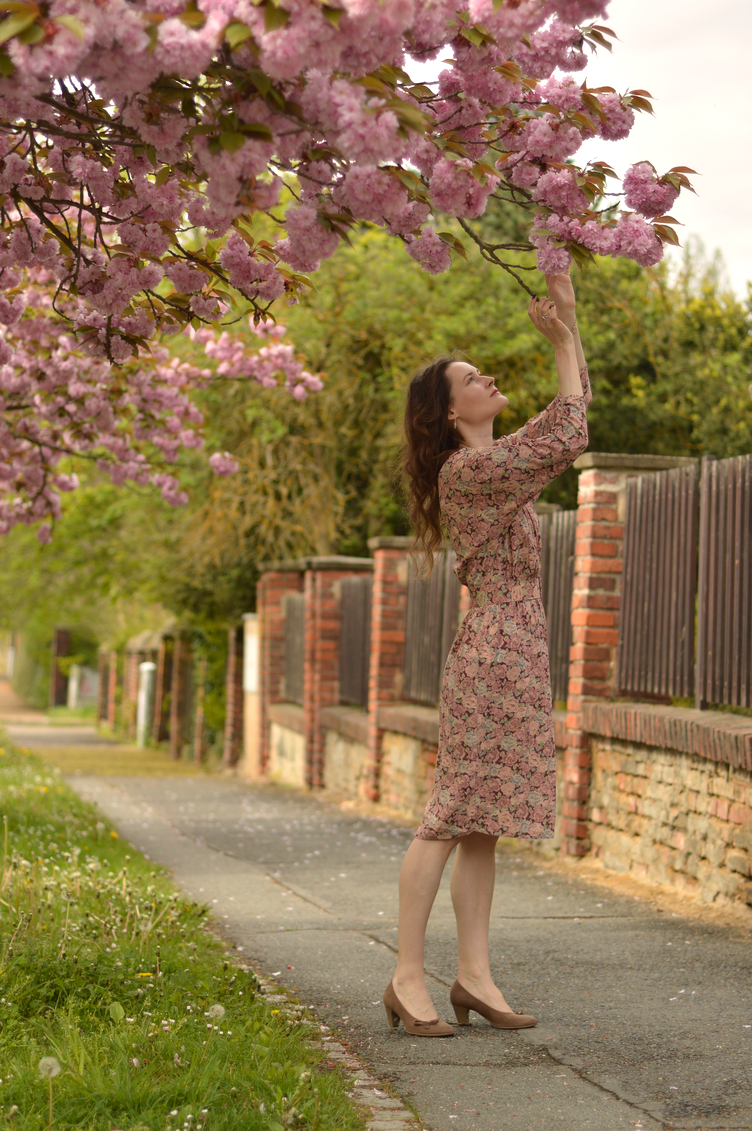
top-left (54, 772), bottom-right (752, 1131)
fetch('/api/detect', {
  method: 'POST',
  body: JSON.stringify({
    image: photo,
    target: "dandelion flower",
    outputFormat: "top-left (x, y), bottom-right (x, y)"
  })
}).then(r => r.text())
top-left (206, 1004), bottom-right (225, 1019)
top-left (38, 1058), bottom-right (61, 1079)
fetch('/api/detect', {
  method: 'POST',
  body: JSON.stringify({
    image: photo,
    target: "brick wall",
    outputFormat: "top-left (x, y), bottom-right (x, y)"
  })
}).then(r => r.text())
top-left (257, 565), bottom-right (305, 774)
top-left (584, 700), bottom-right (752, 906)
top-left (153, 638), bottom-right (173, 742)
top-left (257, 557), bottom-right (373, 785)
top-left (169, 633), bottom-right (192, 760)
top-left (224, 625), bottom-right (244, 768)
top-left (365, 537), bottom-right (411, 801)
top-left (563, 453), bottom-right (698, 857)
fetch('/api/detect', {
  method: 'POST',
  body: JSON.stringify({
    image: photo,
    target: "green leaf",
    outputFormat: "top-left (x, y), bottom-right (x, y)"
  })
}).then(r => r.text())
top-left (321, 5), bottom-right (342, 27)
top-left (55, 14), bottom-right (84, 38)
top-left (407, 83), bottom-right (434, 99)
top-left (437, 232), bottom-right (468, 260)
top-left (16, 16), bottom-right (41, 41)
top-left (109, 1001), bottom-right (125, 1023)
top-left (154, 166), bottom-right (171, 188)
top-left (238, 121), bottom-right (273, 142)
top-left (225, 20), bottom-right (253, 48)
top-left (0, 47), bottom-right (13, 75)
top-left (263, 2), bottom-right (289, 32)
top-left (179, 0), bottom-right (205, 27)
top-left (246, 66), bottom-right (272, 95)
top-left (0, 7), bottom-right (36, 44)
top-left (653, 224), bottom-right (680, 247)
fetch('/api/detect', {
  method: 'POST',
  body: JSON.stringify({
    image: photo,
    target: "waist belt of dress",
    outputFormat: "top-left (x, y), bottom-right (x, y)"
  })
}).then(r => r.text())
top-left (473, 578), bottom-right (542, 604)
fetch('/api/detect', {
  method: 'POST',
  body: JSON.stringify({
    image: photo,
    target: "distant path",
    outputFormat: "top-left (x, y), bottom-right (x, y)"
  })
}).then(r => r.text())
top-left (0, 678), bottom-right (213, 776)
top-left (62, 771), bottom-right (752, 1131)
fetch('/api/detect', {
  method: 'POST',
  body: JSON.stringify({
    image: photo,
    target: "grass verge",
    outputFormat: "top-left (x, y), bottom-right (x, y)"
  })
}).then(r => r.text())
top-left (0, 735), bottom-right (365, 1131)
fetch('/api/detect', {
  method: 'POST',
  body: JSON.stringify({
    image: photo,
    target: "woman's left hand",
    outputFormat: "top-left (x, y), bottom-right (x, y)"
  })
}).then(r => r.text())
top-left (545, 270), bottom-right (576, 332)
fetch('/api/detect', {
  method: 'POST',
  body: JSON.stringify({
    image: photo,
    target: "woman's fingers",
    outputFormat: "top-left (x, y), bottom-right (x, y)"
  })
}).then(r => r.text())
top-left (529, 296), bottom-right (558, 332)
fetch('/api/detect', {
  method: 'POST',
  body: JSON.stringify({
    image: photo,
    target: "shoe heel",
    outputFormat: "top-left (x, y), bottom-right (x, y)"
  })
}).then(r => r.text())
top-left (453, 1004), bottom-right (471, 1025)
top-left (384, 1004), bottom-right (400, 1029)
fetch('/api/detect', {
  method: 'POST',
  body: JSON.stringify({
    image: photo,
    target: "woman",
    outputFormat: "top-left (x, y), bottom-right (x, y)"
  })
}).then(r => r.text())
top-left (383, 271), bottom-right (591, 1038)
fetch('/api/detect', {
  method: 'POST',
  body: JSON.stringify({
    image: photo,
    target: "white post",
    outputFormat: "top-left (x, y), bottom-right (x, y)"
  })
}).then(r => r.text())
top-left (241, 614), bottom-right (260, 779)
top-left (67, 663), bottom-right (81, 709)
top-left (136, 661), bottom-right (157, 747)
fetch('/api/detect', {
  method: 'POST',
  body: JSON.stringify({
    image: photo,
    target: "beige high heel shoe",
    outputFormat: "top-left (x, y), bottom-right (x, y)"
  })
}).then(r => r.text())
top-left (382, 981), bottom-right (455, 1037)
top-left (450, 980), bottom-right (537, 1029)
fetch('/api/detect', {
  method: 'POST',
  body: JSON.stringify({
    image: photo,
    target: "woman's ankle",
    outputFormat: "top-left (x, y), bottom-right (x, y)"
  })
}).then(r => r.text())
top-left (456, 970), bottom-right (493, 989)
top-left (393, 968), bottom-right (427, 989)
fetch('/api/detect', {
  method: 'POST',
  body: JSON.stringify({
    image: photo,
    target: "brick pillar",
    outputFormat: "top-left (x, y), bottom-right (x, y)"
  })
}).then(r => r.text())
top-left (365, 537), bottom-right (411, 801)
top-left (194, 654), bottom-right (208, 764)
top-left (97, 650), bottom-right (109, 723)
top-left (303, 559), bottom-right (375, 788)
top-left (125, 651), bottom-right (141, 741)
top-left (106, 650), bottom-right (118, 730)
top-left (562, 452), bottom-right (699, 856)
top-left (169, 633), bottom-right (191, 760)
top-left (257, 565), bottom-right (305, 775)
top-left (50, 628), bottom-right (70, 707)
top-left (224, 626), bottom-right (244, 768)
top-left (153, 636), bottom-right (173, 742)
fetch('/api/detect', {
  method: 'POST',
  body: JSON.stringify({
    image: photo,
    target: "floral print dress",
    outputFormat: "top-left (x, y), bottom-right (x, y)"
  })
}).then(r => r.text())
top-left (416, 370), bottom-right (591, 841)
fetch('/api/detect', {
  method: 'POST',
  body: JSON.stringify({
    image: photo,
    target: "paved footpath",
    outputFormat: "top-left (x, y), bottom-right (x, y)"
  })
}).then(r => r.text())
top-left (4, 706), bottom-right (752, 1131)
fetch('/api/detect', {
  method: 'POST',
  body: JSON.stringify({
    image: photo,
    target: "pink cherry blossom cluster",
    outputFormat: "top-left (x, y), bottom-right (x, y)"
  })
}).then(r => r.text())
top-left (201, 319), bottom-right (324, 402)
top-left (0, 271), bottom-right (322, 536)
top-left (623, 162), bottom-right (680, 219)
top-left (0, 0), bottom-right (692, 346)
top-left (0, 0), bottom-right (693, 535)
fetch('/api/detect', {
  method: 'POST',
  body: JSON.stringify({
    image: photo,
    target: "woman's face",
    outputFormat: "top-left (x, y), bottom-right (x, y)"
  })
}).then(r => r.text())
top-left (445, 360), bottom-right (508, 430)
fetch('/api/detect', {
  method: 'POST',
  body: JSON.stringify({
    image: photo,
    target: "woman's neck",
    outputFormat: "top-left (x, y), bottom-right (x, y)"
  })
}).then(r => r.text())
top-left (457, 421), bottom-right (496, 450)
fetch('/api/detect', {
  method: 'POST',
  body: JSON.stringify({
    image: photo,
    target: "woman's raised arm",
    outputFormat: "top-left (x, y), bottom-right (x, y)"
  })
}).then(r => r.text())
top-left (528, 294), bottom-right (581, 399)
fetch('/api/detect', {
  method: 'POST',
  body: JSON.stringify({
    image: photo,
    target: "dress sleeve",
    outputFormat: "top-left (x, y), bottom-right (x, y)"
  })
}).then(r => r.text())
top-left (446, 393), bottom-right (588, 523)
top-left (514, 365), bottom-right (591, 443)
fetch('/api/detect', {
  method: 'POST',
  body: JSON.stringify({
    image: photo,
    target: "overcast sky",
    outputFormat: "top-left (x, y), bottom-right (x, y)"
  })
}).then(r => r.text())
top-left (412, 0), bottom-right (752, 295)
top-left (578, 0), bottom-right (752, 295)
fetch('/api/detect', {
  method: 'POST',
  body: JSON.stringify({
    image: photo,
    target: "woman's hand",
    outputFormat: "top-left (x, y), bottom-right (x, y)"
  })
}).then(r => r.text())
top-left (544, 270), bottom-right (576, 332)
top-left (528, 295), bottom-right (574, 350)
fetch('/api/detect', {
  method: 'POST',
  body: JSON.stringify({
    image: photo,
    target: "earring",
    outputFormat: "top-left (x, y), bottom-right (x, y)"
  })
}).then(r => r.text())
top-left (453, 418), bottom-right (458, 431)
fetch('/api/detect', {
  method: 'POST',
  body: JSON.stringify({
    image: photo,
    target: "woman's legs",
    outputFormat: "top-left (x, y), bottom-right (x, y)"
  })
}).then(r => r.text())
top-left (450, 832), bottom-right (511, 1011)
top-left (392, 835), bottom-right (459, 1020)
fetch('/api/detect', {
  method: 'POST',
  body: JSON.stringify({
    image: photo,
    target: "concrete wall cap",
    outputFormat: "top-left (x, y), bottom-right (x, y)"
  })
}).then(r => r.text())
top-left (305, 556), bottom-right (374, 572)
top-left (581, 698), bottom-right (752, 772)
top-left (320, 704), bottom-right (370, 745)
top-left (367, 536), bottom-right (413, 551)
top-left (378, 702), bottom-right (440, 745)
top-left (258, 555), bottom-right (374, 573)
top-left (257, 558), bottom-right (308, 573)
top-left (574, 452), bottom-right (699, 471)
top-left (268, 701), bottom-right (305, 734)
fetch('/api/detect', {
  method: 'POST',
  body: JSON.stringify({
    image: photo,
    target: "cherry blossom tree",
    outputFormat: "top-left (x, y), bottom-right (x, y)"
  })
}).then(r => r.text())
top-left (0, 288), bottom-right (321, 536)
top-left (0, 0), bottom-right (694, 535)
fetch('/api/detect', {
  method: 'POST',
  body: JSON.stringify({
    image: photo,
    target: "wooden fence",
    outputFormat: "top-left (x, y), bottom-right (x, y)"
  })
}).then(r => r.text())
top-left (402, 549), bottom-right (461, 705)
top-left (401, 512), bottom-right (579, 708)
top-left (284, 593), bottom-right (305, 705)
top-left (696, 455), bottom-right (752, 709)
top-left (617, 455), bottom-right (752, 709)
top-left (617, 464), bottom-right (700, 698)
top-left (539, 509), bottom-right (577, 704)
top-left (338, 576), bottom-right (372, 708)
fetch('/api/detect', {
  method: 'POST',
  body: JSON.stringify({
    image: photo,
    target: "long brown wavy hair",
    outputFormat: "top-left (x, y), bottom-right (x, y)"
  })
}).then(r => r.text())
top-left (403, 354), bottom-right (464, 573)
